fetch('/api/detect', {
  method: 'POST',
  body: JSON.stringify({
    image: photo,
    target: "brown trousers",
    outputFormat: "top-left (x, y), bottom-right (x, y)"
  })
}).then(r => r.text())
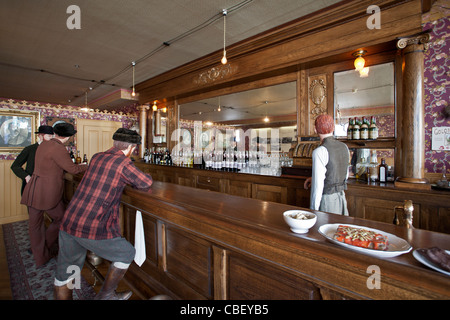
top-left (27, 200), bottom-right (64, 267)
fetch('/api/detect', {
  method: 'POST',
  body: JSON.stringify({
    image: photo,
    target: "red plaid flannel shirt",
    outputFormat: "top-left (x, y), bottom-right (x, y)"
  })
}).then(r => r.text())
top-left (61, 147), bottom-right (153, 240)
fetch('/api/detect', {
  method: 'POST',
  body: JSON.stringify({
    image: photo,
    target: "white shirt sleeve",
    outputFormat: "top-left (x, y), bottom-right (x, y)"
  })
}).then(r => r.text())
top-left (310, 146), bottom-right (329, 210)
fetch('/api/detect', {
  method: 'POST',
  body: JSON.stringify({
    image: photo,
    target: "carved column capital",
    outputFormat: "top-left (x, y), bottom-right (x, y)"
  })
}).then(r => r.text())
top-left (138, 104), bottom-right (150, 112)
top-left (396, 31), bottom-right (431, 50)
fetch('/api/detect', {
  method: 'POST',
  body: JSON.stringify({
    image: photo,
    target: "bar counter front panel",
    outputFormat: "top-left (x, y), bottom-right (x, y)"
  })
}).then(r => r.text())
top-left (64, 172), bottom-right (450, 300)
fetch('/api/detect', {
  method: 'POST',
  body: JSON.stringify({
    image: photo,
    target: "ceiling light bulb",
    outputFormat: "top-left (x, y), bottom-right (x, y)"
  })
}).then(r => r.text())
top-left (221, 51), bottom-right (227, 65)
top-left (152, 102), bottom-right (157, 111)
top-left (162, 107), bottom-right (167, 113)
top-left (354, 56), bottom-right (365, 71)
top-left (264, 117), bottom-right (269, 123)
top-left (131, 88), bottom-right (136, 97)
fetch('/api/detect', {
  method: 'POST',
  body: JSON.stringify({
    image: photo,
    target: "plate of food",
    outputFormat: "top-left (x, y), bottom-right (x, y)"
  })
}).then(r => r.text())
top-left (413, 247), bottom-right (450, 276)
top-left (318, 224), bottom-right (412, 258)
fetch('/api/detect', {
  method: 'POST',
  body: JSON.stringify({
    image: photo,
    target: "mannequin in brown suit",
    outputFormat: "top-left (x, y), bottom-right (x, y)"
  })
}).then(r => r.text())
top-left (21, 123), bottom-right (87, 267)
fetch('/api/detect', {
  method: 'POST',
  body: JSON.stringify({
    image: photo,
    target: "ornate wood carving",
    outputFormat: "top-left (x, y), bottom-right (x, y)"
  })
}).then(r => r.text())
top-left (194, 63), bottom-right (237, 86)
top-left (308, 75), bottom-right (327, 135)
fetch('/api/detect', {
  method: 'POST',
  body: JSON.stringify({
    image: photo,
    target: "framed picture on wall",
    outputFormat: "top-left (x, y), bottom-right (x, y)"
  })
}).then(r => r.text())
top-left (0, 109), bottom-right (39, 152)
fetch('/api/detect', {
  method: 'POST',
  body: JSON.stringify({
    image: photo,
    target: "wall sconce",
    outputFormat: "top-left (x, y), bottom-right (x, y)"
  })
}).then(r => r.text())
top-left (353, 50), bottom-right (367, 71)
top-left (152, 101), bottom-right (157, 111)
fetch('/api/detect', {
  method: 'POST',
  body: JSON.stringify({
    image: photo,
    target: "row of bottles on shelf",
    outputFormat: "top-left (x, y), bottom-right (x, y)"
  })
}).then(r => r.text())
top-left (355, 150), bottom-right (390, 182)
top-left (347, 116), bottom-right (378, 140)
top-left (143, 148), bottom-right (293, 175)
top-left (144, 148), bottom-right (172, 165)
top-left (69, 148), bottom-right (88, 164)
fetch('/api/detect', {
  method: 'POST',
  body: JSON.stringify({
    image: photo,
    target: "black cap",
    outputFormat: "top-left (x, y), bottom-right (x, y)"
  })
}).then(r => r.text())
top-left (35, 125), bottom-right (54, 135)
top-left (112, 128), bottom-right (141, 145)
top-left (53, 122), bottom-right (77, 137)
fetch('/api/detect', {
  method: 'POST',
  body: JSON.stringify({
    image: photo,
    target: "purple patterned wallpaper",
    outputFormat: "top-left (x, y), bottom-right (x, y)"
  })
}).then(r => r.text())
top-left (423, 13), bottom-right (450, 175)
top-left (0, 99), bottom-right (138, 160)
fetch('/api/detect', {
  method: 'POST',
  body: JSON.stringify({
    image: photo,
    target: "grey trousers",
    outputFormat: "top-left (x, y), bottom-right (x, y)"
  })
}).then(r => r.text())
top-left (55, 230), bottom-right (135, 283)
top-left (319, 191), bottom-right (349, 216)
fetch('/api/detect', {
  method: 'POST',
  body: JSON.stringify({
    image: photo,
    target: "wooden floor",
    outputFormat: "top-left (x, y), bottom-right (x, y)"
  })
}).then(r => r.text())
top-left (0, 222), bottom-right (140, 300)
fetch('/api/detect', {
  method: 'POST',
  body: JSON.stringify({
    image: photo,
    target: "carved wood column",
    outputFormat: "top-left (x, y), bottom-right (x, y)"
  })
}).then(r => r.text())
top-left (395, 31), bottom-right (431, 189)
top-left (138, 104), bottom-right (150, 159)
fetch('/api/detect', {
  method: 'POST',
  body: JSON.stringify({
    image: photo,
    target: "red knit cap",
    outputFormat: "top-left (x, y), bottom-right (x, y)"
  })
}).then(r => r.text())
top-left (315, 114), bottom-right (335, 134)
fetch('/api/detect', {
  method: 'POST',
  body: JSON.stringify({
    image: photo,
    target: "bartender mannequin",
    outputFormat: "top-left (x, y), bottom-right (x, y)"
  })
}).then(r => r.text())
top-left (304, 114), bottom-right (350, 215)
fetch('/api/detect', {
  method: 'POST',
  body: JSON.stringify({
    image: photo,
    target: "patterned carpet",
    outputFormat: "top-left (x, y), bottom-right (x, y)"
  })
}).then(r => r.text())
top-left (2, 220), bottom-right (96, 300)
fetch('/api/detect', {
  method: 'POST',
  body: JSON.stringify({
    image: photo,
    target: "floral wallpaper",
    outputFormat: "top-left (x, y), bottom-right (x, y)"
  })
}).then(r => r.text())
top-left (423, 4), bottom-right (450, 175)
top-left (0, 98), bottom-right (138, 160)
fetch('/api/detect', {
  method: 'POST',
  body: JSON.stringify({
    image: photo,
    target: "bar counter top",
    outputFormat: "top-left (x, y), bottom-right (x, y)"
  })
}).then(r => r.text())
top-left (65, 173), bottom-right (450, 299)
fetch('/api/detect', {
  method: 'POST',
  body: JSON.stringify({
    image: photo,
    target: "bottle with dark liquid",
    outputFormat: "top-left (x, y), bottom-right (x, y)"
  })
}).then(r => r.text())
top-left (347, 118), bottom-right (354, 140)
top-left (70, 149), bottom-right (75, 163)
top-left (352, 118), bottom-right (360, 140)
top-left (360, 117), bottom-right (369, 140)
top-left (379, 158), bottom-right (388, 182)
top-left (369, 116), bottom-right (378, 140)
top-left (83, 154), bottom-right (88, 164)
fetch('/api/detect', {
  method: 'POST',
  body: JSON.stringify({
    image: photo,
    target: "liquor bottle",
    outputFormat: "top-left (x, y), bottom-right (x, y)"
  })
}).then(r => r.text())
top-left (368, 150), bottom-right (378, 181)
top-left (355, 156), bottom-right (367, 180)
top-left (369, 116), bottom-right (378, 140)
top-left (83, 154), bottom-right (88, 164)
top-left (352, 117), bottom-right (360, 140)
top-left (76, 150), bottom-right (81, 164)
top-left (347, 118), bottom-right (353, 140)
top-left (69, 149), bottom-right (75, 163)
top-left (379, 158), bottom-right (388, 182)
top-left (360, 117), bottom-right (369, 140)
top-left (167, 151), bottom-right (173, 166)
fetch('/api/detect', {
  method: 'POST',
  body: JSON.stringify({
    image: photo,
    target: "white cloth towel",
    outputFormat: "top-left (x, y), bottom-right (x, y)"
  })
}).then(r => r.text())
top-left (134, 210), bottom-right (146, 267)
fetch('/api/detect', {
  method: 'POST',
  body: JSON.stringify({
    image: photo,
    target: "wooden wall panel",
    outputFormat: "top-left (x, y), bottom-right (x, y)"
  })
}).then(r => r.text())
top-left (165, 226), bottom-right (213, 298)
top-left (0, 160), bottom-right (28, 225)
top-left (227, 252), bottom-right (321, 300)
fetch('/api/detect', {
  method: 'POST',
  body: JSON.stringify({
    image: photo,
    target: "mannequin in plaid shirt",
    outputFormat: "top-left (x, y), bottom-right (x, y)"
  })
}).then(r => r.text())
top-left (54, 128), bottom-right (153, 300)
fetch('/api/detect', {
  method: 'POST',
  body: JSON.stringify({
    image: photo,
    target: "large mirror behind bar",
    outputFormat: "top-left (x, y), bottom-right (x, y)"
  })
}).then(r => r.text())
top-left (334, 62), bottom-right (396, 181)
top-left (177, 81), bottom-right (297, 175)
top-left (334, 62), bottom-right (395, 137)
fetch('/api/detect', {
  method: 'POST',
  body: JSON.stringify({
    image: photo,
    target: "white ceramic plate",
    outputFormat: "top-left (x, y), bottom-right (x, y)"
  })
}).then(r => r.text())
top-left (412, 249), bottom-right (450, 276)
top-left (318, 223), bottom-right (412, 258)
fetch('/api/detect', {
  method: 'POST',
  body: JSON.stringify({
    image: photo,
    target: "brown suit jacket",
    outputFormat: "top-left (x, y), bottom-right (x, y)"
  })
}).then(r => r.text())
top-left (21, 138), bottom-right (87, 210)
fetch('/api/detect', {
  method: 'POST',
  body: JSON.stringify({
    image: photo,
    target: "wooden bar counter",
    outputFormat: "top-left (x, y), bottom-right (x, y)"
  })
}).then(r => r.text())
top-left (135, 162), bottom-right (450, 234)
top-left (64, 173), bottom-right (450, 300)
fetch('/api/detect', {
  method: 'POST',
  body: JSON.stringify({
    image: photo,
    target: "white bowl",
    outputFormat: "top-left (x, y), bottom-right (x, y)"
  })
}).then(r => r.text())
top-left (283, 210), bottom-right (317, 234)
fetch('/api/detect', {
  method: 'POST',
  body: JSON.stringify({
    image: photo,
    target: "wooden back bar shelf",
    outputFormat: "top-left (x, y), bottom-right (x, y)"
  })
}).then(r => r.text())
top-left (64, 172), bottom-right (450, 300)
top-left (135, 162), bottom-right (450, 234)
